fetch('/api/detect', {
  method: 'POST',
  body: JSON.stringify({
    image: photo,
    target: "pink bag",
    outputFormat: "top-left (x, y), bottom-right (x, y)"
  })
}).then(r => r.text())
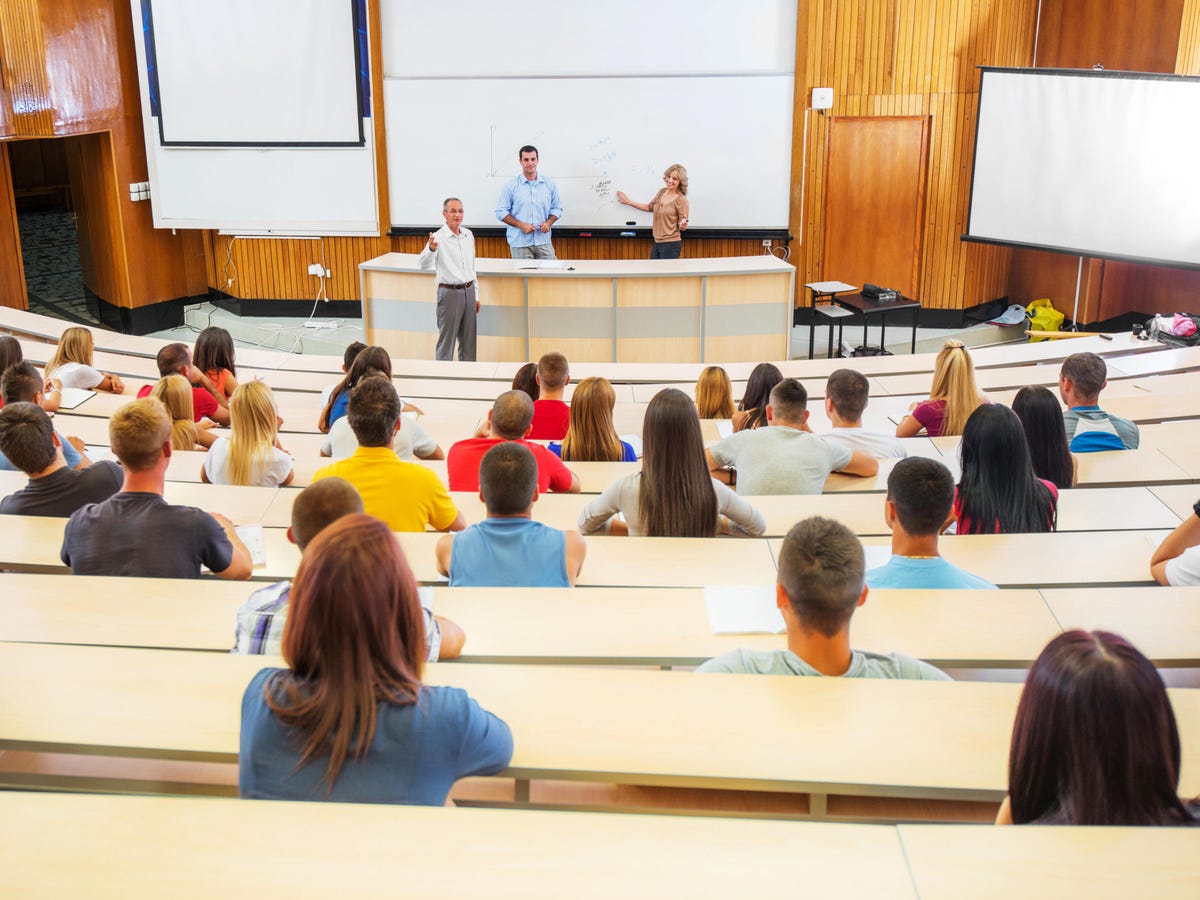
top-left (1172, 313), bottom-right (1197, 337)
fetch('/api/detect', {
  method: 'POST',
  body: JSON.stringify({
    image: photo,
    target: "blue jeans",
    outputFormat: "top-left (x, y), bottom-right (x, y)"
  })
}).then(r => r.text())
top-left (510, 243), bottom-right (557, 260)
top-left (650, 241), bottom-right (682, 260)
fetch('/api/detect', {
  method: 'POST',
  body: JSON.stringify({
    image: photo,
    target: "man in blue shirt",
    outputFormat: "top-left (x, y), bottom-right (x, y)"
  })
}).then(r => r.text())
top-left (495, 145), bottom-right (563, 259)
top-left (1058, 352), bottom-right (1140, 452)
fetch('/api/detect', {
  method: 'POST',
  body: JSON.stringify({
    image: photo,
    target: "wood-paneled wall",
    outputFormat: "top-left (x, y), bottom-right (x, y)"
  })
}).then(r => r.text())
top-left (0, 149), bottom-right (28, 308)
top-left (794, 0), bottom-right (1037, 312)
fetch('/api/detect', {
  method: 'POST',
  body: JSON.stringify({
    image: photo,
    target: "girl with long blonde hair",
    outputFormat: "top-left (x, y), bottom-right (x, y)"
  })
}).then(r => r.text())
top-left (551, 377), bottom-right (636, 462)
top-left (694, 365), bottom-right (736, 419)
top-left (43, 326), bottom-right (124, 393)
top-left (896, 340), bottom-right (986, 437)
top-left (150, 374), bottom-right (215, 451)
top-left (203, 381), bottom-right (294, 486)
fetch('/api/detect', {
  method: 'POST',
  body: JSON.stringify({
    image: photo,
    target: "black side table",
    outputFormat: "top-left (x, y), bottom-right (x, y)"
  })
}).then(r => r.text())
top-left (834, 292), bottom-right (922, 355)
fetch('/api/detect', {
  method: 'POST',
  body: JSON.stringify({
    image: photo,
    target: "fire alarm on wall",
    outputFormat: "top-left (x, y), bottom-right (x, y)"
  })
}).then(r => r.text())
top-left (811, 87), bottom-right (834, 110)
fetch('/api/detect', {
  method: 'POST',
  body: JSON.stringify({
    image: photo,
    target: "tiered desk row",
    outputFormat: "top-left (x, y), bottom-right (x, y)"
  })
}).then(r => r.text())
top-left (2, 306), bottom-right (1199, 891)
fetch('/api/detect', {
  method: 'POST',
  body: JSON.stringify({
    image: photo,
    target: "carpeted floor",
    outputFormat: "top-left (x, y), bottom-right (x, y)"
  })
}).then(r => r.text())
top-left (17, 209), bottom-right (105, 328)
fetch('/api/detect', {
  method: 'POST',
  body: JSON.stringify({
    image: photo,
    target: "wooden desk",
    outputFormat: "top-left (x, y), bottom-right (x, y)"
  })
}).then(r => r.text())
top-left (898, 824), bottom-right (1200, 900)
top-left (1041, 586), bottom-right (1200, 666)
top-left (0, 792), bottom-right (917, 898)
top-left (362, 253), bottom-right (795, 364)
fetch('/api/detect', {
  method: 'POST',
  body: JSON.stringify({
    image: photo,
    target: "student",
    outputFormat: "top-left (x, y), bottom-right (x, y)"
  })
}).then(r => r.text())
top-left (697, 516), bottom-right (951, 679)
top-left (0, 339), bottom-right (56, 413)
top-left (528, 351), bottom-right (570, 439)
top-left (820, 368), bottom-right (906, 458)
top-left (694, 365), bottom-right (736, 420)
top-left (0, 336), bottom-right (21, 375)
top-left (136, 342), bottom-right (229, 426)
top-left (235, 477), bottom-right (465, 659)
top-left (955, 404), bottom-right (1057, 534)
top-left (43, 326), bottom-right (124, 393)
top-left (866, 457), bottom-right (997, 589)
top-left (733, 362), bottom-right (782, 431)
top-left (203, 381), bottom-right (294, 487)
top-left (1058, 351), bottom-right (1140, 451)
top-left (511, 362), bottom-right (539, 402)
top-left (997, 630), bottom-right (1198, 826)
top-left (313, 376), bottom-right (465, 533)
top-left (239, 514), bottom-right (511, 806)
top-left (578, 388), bottom-right (765, 537)
top-left (318, 345), bottom-right (391, 433)
top-left (149, 374), bottom-right (216, 451)
top-left (1, 362), bottom-right (88, 469)
top-left (549, 376), bottom-right (636, 462)
top-left (321, 390), bottom-right (443, 462)
top-left (320, 341), bottom-right (367, 408)
top-left (447, 390), bottom-right (580, 494)
top-left (60, 398), bottom-right (253, 579)
top-left (1150, 497), bottom-right (1200, 586)
top-left (705, 378), bottom-right (877, 495)
top-left (895, 340), bottom-right (985, 437)
top-left (1012, 384), bottom-right (1075, 488)
top-left (437, 442), bottom-right (586, 586)
top-left (0, 403), bottom-right (121, 517)
top-left (193, 326), bottom-right (239, 401)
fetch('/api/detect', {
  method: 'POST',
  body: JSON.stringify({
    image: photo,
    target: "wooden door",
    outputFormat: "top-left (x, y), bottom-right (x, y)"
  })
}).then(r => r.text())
top-left (822, 117), bottom-right (929, 299)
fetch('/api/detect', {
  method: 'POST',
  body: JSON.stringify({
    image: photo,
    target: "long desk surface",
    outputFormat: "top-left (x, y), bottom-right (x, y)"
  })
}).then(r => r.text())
top-left (1, 642), bottom-right (1197, 806)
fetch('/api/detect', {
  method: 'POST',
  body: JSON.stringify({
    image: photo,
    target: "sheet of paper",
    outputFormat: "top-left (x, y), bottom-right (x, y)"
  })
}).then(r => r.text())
top-left (537, 260), bottom-right (565, 270)
top-left (57, 388), bottom-right (94, 410)
top-left (704, 585), bottom-right (785, 635)
top-left (235, 525), bottom-right (267, 568)
top-left (418, 585), bottom-right (435, 611)
top-left (619, 433), bottom-right (643, 459)
top-left (863, 545), bottom-right (892, 570)
top-left (514, 259), bottom-right (541, 270)
top-left (715, 420), bottom-right (734, 439)
top-left (83, 445), bottom-right (116, 463)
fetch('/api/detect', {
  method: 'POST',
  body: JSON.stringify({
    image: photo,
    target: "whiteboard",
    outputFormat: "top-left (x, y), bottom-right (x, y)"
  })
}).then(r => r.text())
top-left (384, 76), bottom-right (794, 230)
top-left (130, 0), bottom-right (378, 234)
top-left (967, 68), bottom-right (1200, 268)
top-left (380, 0), bottom-right (796, 232)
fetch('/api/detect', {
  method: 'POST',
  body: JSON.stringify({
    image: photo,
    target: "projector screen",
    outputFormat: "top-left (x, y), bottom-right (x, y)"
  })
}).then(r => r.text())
top-left (965, 68), bottom-right (1200, 269)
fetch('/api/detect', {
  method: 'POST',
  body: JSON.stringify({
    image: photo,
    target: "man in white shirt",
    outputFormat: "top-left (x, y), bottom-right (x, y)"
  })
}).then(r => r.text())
top-left (821, 368), bottom-right (907, 458)
top-left (419, 197), bottom-right (479, 361)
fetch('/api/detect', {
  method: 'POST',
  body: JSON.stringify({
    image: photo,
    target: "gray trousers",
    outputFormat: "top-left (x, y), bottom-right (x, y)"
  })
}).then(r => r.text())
top-left (435, 284), bottom-right (478, 361)
top-left (510, 243), bottom-right (557, 260)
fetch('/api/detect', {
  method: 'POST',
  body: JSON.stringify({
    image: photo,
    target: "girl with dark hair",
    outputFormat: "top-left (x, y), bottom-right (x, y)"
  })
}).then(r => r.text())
top-left (733, 362), bottom-right (783, 432)
top-left (239, 514), bottom-right (511, 804)
top-left (1011, 385), bottom-right (1075, 489)
top-left (0, 335), bottom-right (21, 374)
top-left (999, 629), bottom-right (1198, 826)
top-left (510, 362), bottom-right (540, 402)
top-left (954, 404), bottom-right (1057, 534)
top-left (317, 345), bottom-right (394, 432)
top-left (193, 326), bottom-right (239, 401)
top-left (577, 388), bottom-right (764, 537)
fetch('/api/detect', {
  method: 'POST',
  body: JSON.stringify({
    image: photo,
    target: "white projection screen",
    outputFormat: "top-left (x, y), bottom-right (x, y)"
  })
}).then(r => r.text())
top-left (966, 68), bottom-right (1200, 269)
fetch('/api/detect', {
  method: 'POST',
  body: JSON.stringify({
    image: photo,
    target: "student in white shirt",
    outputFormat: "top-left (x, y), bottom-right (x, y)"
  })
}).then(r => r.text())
top-left (820, 368), bottom-right (907, 459)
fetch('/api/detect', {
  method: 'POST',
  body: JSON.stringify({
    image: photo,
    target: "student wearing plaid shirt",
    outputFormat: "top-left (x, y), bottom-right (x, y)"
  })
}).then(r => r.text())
top-left (233, 477), bottom-right (464, 660)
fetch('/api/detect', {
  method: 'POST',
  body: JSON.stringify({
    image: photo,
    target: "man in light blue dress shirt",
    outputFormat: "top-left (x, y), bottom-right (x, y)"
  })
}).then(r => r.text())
top-left (495, 145), bottom-right (563, 259)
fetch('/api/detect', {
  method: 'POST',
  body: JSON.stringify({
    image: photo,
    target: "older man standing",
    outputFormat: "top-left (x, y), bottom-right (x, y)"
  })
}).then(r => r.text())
top-left (419, 197), bottom-right (479, 361)
top-left (495, 145), bottom-right (563, 260)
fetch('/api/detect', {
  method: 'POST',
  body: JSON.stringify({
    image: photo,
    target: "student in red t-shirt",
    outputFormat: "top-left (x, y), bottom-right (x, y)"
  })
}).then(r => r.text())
top-left (135, 342), bottom-right (230, 426)
top-left (528, 351), bottom-right (570, 439)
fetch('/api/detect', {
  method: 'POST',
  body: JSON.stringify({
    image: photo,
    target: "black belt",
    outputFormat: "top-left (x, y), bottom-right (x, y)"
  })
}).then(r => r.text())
top-left (438, 281), bottom-right (474, 290)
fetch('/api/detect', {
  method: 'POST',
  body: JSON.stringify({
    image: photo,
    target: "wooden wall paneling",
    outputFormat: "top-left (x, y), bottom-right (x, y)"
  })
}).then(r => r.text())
top-left (0, 0), bottom-right (54, 136)
top-left (0, 145), bottom-right (30, 309)
top-left (1035, 0), bottom-right (1184, 71)
top-left (1179, 0), bottom-right (1200, 73)
top-left (64, 132), bottom-right (131, 308)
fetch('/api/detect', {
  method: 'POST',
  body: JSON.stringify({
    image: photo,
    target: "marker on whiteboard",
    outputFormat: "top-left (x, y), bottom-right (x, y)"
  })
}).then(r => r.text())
top-left (625, 221), bottom-right (636, 226)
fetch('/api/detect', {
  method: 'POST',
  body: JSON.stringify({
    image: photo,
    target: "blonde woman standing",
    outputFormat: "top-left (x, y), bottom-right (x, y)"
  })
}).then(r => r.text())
top-left (549, 377), bottom-right (636, 462)
top-left (43, 326), bottom-right (124, 393)
top-left (149, 374), bottom-right (216, 451)
top-left (203, 381), bottom-right (294, 486)
top-left (617, 163), bottom-right (690, 259)
top-left (895, 340), bottom-right (987, 438)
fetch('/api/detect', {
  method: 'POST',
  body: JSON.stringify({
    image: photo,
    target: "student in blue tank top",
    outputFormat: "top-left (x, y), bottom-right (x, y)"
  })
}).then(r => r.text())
top-left (240, 514), bottom-right (511, 805)
top-left (436, 442), bottom-right (587, 587)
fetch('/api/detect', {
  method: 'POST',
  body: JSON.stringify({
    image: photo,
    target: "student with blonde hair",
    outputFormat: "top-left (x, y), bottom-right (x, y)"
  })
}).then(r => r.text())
top-left (616, 163), bottom-right (690, 259)
top-left (550, 376), bottom-right (636, 462)
top-left (204, 381), bottom-right (294, 486)
top-left (895, 339), bottom-right (986, 437)
top-left (43, 326), bottom-right (124, 393)
top-left (694, 366), bottom-right (736, 420)
top-left (150, 374), bottom-right (216, 451)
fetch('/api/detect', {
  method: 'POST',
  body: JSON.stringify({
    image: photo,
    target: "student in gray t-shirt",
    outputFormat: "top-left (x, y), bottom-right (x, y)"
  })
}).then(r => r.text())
top-left (698, 516), bottom-right (950, 680)
top-left (705, 378), bottom-right (877, 495)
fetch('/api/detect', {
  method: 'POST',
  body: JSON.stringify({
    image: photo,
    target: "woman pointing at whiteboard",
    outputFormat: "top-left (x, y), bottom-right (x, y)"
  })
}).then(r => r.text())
top-left (616, 164), bottom-right (690, 259)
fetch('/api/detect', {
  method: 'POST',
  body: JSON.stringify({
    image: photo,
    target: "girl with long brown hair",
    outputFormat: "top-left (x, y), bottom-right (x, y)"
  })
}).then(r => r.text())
top-left (577, 388), bottom-right (764, 537)
top-left (317, 345), bottom-right (393, 432)
top-left (694, 365), bottom-right (736, 419)
top-left (550, 376), bottom-right (636, 462)
top-left (239, 514), bottom-right (511, 804)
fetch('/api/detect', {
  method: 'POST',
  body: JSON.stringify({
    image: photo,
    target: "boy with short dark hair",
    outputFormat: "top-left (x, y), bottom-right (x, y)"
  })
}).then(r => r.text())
top-left (436, 442), bottom-right (586, 586)
top-left (866, 457), bottom-right (997, 589)
top-left (698, 516), bottom-right (950, 678)
top-left (821, 368), bottom-right (907, 458)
